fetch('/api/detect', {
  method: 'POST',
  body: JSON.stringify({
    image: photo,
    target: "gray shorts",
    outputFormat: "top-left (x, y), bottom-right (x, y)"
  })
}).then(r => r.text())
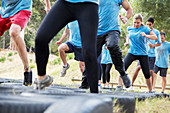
top-left (154, 65), bottom-right (168, 77)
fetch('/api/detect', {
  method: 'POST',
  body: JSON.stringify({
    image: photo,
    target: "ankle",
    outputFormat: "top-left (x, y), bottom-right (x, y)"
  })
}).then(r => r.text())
top-left (24, 67), bottom-right (30, 72)
top-left (38, 75), bottom-right (46, 80)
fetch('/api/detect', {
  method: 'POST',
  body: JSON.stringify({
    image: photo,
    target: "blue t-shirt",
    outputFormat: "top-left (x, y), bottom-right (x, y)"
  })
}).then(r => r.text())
top-left (127, 25), bottom-right (151, 55)
top-left (1, 0), bottom-right (32, 18)
top-left (67, 21), bottom-right (82, 48)
top-left (155, 41), bottom-right (170, 68)
top-left (147, 28), bottom-right (161, 57)
top-left (101, 45), bottom-right (113, 64)
top-left (65, 0), bottom-right (99, 4)
top-left (97, 0), bottom-right (123, 36)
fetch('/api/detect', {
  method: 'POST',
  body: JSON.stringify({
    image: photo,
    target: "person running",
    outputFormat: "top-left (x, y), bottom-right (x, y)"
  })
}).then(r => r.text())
top-left (101, 44), bottom-right (113, 88)
top-left (80, 0), bottom-right (133, 89)
top-left (0, 0), bottom-right (32, 86)
top-left (34, 0), bottom-right (99, 93)
top-left (119, 14), bottom-right (157, 92)
top-left (153, 32), bottom-right (170, 93)
top-left (56, 20), bottom-right (84, 77)
top-left (131, 17), bottom-right (161, 91)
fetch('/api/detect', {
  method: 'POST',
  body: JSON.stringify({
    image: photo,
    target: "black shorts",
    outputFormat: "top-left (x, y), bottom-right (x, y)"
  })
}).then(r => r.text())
top-left (65, 41), bottom-right (84, 62)
top-left (154, 65), bottom-right (168, 77)
top-left (137, 57), bottom-right (155, 70)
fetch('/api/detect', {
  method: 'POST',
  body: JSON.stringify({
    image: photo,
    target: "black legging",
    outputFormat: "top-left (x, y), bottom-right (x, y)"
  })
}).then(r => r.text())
top-left (124, 53), bottom-right (150, 79)
top-left (35, 0), bottom-right (99, 93)
top-left (101, 64), bottom-right (112, 83)
top-left (97, 30), bottom-right (126, 77)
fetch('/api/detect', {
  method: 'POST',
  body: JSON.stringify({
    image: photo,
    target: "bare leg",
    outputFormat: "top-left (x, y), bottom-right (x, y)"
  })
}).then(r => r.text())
top-left (152, 72), bottom-right (157, 90)
top-left (9, 24), bottom-right (30, 72)
top-left (150, 70), bottom-right (154, 85)
top-left (58, 43), bottom-right (69, 65)
top-left (132, 65), bottom-right (141, 86)
top-left (145, 77), bottom-right (152, 92)
top-left (118, 76), bottom-right (123, 86)
top-left (79, 61), bottom-right (85, 73)
top-left (162, 77), bottom-right (166, 92)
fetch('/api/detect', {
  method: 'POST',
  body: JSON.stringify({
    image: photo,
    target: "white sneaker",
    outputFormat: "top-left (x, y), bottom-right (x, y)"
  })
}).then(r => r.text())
top-left (127, 86), bottom-right (133, 91)
top-left (152, 89), bottom-right (155, 93)
top-left (98, 84), bottom-right (102, 92)
top-left (60, 63), bottom-right (70, 77)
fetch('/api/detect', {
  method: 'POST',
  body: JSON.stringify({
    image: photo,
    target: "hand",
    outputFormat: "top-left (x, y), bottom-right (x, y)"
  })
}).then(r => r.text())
top-left (45, 6), bottom-right (51, 14)
top-left (119, 15), bottom-right (127, 25)
top-left (56, 41), bottom-right (61, 45)
top-left (124, 42), bottom-right (129, 47)
top-left (105, 46), bottom-right (108, 50)
top-left (140, 32), bottom-right (146, 37)
top-left (148, 43), bottom-right (154, 48)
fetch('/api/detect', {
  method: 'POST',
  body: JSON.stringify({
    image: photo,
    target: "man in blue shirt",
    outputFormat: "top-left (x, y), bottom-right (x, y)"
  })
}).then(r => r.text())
top-left (97, 0), bottom-right (133, 88)
top-left (153, 32), bottom-right (170, 93)
top-left (0, 0), bottom-right (32, 86)
top-left (131, 17), bottom-right (161, 91)
top-left (56, 21), bottom-right (84, 77)
top-left (79, 0), bottom-right (133, 89)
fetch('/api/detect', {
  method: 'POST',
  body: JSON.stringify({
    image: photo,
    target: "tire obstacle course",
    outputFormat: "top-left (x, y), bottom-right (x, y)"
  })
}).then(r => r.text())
top-left (0, 78), bottom-right (169, 113)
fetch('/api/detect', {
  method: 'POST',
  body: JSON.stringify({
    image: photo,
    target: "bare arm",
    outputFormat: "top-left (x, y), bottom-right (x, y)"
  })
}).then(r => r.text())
top-left (45, 0), bottom-right (51, 13)
top-left (56, 27), bottom-right (70, 45)
top-left (124, 34), bottom-right (130, 47)
top-left (122, 0), bottom-right (133, 19)
top-left (140, 31), bottom-right (157, 40)
top-left (148, 43), bottom-right (161, 48)
top-left (120, 0), bottom-right (133, 24)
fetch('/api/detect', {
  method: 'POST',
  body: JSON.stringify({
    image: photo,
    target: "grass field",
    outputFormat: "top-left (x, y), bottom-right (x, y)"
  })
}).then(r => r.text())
top-left (0, 49), bottom-right (170, 113)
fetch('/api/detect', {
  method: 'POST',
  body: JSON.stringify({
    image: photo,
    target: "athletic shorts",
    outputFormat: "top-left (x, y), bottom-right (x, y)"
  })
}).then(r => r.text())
top-left (137, 57), bottom-right (155, 70)
top-left (154, 65), bottom-right (168, 77)
top-left (0, 10), bottom-right (31, 37)
top-left (65, 41), bottom-right (84, 62)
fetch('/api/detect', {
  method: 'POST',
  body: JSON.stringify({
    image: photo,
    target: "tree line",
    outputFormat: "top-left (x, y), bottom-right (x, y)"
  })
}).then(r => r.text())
top-left (0, 0), bottom-right (169, 55)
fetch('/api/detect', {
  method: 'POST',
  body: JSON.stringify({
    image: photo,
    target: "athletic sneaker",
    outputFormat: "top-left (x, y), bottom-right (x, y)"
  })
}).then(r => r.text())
top-left (24, 70), bottom-right (32, 86)
top-left (120, 74), bottom-right (131, 88)
top-left (127, 86), bottom-right (133, 91)
top-left (116, 86), bottom-right (123, 91)
top-left (34, 75), bottom-right (53, 90)
top-left (98, 84), bottom-right (102, 92)
top-left (152, 89), bottom-right (155, 93)
top-left (60, 63), bottom-right (70, 77)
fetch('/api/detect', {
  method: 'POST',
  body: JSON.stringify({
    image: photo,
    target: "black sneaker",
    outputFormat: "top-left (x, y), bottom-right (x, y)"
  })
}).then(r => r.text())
top-left (24, 70), bottom-right (33, 86)
top-left (120, 74), bottom-right (131, 88)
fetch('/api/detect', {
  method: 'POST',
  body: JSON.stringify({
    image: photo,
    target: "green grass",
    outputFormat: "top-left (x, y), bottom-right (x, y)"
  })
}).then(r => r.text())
top-left (135, 98), bottom-right (170, 113)
top-left (0, 56), bottom-right (6, 62)
top-left (8, 52), bottom-right (13, 57)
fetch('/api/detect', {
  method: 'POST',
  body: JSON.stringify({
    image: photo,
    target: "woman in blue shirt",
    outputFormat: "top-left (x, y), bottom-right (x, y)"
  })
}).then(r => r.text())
top-left (101, 44), bottom-right (113, 88)
top-left (34, 0), bottom-right (99, 93)
top-left (123, 14), bottom-right (157, 92)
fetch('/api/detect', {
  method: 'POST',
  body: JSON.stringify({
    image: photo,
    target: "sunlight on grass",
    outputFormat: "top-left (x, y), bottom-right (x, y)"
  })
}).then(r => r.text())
top-left (135, 98), bottom-right (170, 113)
